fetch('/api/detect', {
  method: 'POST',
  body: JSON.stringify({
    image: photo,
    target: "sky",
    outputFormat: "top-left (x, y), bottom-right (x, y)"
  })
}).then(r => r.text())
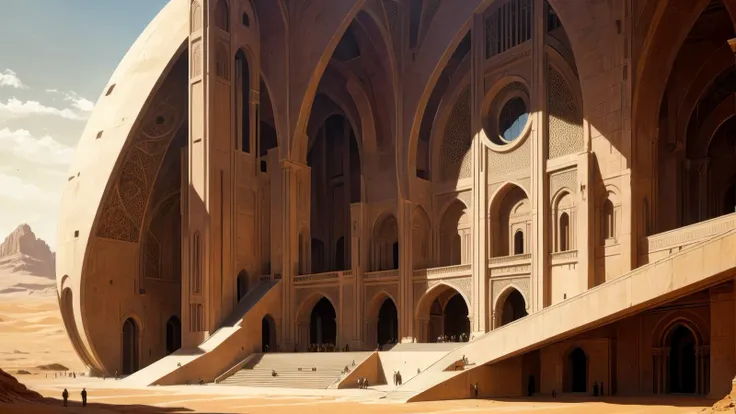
top-left (0, 1), bottom-right (168, 249)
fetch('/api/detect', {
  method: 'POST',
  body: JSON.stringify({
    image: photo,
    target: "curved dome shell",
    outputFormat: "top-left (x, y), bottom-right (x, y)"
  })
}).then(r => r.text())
top-left (56, 0), bottom-right (189, 374)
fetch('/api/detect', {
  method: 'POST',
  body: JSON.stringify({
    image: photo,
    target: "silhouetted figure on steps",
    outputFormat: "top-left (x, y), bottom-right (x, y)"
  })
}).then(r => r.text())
top-left (271, 369), bottom-right (277, 377)
top-left (62, 388), bottom-right (69, 407)
top-left (81, 388), bottom-right (87, 407)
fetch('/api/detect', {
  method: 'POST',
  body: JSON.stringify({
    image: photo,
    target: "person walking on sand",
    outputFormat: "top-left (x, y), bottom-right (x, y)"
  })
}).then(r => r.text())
top-left (62, 388), bottom-right (69, 407)
top-left (81, 388), bottom-right (87, 407)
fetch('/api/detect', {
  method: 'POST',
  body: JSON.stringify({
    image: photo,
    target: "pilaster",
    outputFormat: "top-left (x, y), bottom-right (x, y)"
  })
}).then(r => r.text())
top-left (184, 0), bottom-right (235, 346)
top-left (278, 158), bottom-right (310, 351)
top-left (531, 0), bottom-right (549, 310)
top-left (470, 12), bottom-right (488, 336)
top-left (398, 199), bottom-right (414, 342)
top-left (350, 202), bottom-right (365, 345)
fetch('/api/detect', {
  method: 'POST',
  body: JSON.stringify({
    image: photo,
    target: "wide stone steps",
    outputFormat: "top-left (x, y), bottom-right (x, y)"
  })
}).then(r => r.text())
top-left (219, 352), bottom-right (372, 389)
top-left (385, 228), bottom-right (736, 401)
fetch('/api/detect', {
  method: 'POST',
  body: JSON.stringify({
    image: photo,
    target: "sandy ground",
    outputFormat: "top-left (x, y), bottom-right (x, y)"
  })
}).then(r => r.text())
top-left (0, 295), bottom-right (717, 414)
top-left (0, 294), bottom-right (85, 375)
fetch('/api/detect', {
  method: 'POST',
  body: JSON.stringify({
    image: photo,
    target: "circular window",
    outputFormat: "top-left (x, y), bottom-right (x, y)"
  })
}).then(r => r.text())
top-left (498, 97), bottom-right (528, 143)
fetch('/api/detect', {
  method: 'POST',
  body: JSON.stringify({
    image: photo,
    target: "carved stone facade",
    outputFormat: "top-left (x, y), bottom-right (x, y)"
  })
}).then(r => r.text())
top-left (57, 0), bottom-right (736, 402)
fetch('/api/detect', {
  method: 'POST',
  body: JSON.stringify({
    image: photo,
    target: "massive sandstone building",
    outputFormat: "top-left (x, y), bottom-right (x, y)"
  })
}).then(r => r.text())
top-left (57, 0), bottom-right (736, 401)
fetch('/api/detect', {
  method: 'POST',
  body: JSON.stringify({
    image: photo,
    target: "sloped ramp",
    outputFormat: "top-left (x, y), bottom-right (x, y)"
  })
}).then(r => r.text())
top-left (386, 229), bottom-right (736, 402)
top-left (121, 280), bottom-right (279, 387)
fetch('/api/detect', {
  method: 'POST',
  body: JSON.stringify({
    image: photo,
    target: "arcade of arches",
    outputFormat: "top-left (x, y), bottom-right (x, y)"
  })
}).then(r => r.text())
top-left (57, 0), bottom-right (736, 401)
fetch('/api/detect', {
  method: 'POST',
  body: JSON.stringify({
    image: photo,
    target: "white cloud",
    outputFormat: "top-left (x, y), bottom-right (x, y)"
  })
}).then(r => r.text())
top-left (0, 69), bottom-right (25, 89)
top-left (46, 89), bottom-right (95, 113)
top-left (0, 172), bottom-right (47, 203)
top-left (0, 97), bottom-right (87, 121)
top-left (0, 128), bottom-right (74, 167)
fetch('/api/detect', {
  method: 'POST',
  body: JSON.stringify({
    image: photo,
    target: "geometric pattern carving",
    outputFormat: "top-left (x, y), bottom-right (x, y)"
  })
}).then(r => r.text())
top-left (215, 42), bottom-right (230, 81)
top-left (294, 286), bottom-right (341, 316)
top-left (548, 66), bottom-right (583, 159)
top-left (440, 88), bottom-right (472, 181)
top-left (96, 65), bottom-right (187, 243)
top-left (491, 277), bottom-right (530, 310)
top-left (191, 42), bottom-right (202, 78)
top-left (365, 283), bottom-right (399, 314)
top-left (549, 168), bottom-right (577, 200)
top-left (190, 0), bottom-right (202, 33)
top-left (382, 0), bottom-right (400, 59)
top-left (412, 276), bottom-right (472, 310)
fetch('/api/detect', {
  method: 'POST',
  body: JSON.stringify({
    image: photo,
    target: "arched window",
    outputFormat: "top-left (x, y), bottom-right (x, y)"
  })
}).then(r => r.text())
top-left (234, 51), bottom-right (251, 153)
top-left (214, 0), bottom-right (229, 32)
top-left (514, 230), bottom-right (524, 255)
top-left (559, 212), bottom-right (570, 252)
top-left (603, 199), bottom-right (615, 241)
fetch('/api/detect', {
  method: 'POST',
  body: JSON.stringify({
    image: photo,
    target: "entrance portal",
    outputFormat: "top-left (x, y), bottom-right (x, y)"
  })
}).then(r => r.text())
top-left (310, 297), bottom-right (336, 345)
top-left (262, 314), bottom-right (275, 352)
top-left (668, 325), bottom-right (696, 393)
top-left (121, 317), bottom-right (139, 375)
top-left (377, 298), bottom-right (398, 345)
top-left (444, 294), bottom-right (470, 339)
top-left (165, 316), bottom-right (181, 355)
top-left (566, 347), bottom-right (587, 393)
top-left (500, 288), bottom-right (528, 326)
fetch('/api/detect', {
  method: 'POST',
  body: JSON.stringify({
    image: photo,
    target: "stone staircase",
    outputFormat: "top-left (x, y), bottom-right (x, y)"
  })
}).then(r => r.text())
top-left (385, 228), bottom-right (736, 402)
top-left (219, 352), bottom-right (373, 389)
top-left (121, 280), bottom-right (279, 387)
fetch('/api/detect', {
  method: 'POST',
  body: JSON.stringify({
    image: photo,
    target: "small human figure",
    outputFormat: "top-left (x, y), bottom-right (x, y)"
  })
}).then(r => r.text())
top-left (392, 371), bottom-right (397, 386)
top-left (593, 381), bottom-right (599, 397)
top-left (364, 377), bottom-right (369, 388)
top-left (527, 375), bottom-right (535, 396)
top-left (397, 371), bottom-right (402, 385)
top-left (81, 388), bottom-right (87, 407)
top-left (552, 389), bottom-right (557, 398)
top-left (357, 378), bottom-right (362, 389)
top-left (352, 360), bottom-right (356, 366)
top-left (473, 383), bottom-right (479, 398)
top-left (114, 370), bottom-right (119, 380)
top-left (199, 377), bottom-right (205, 385)
top-left (271, 369), bottom-right (277, 377)
top-left (345, 344), bottom-right (350, 352)
top-left (62, 388), bottom-right (69, 407)
top-left (102, 374), bottom-right (106, 380)
top-left (417, 368), bottom-right (420, 374)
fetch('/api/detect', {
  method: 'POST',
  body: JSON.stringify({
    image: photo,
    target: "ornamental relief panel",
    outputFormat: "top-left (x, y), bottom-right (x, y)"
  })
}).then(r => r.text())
top-left (96, 66), bottom-right (187, 243)
top-left (550, 168), bottom-right (577, 200)
top-left (491, 277), bottom-right (531, 309)
top-left (413, 276), bottom-right (472, 310)
top-left (364, 283), bottom-right (399, 312)
top-left (294, 285), bottom-right (341, 314)
top-left (548, 66), bottom-right (583, 159)
top-left (439, 88), bottom-right (472, 181)
top-left (486, 139), bottom-right (531, 185)
top-left (436, 190), bottom-right (472, 217)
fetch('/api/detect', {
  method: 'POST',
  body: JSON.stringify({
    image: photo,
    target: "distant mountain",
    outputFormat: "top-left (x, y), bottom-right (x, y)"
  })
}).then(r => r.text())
top-left (0, 224), bottom-right (55, 279)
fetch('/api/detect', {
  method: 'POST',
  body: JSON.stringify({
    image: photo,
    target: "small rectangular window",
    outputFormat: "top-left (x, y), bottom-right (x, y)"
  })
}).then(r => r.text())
top-left (74, 230), bottom-right (79, 238)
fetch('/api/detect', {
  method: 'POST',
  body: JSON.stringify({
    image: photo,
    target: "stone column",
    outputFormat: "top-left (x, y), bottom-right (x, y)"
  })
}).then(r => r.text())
top-left (398, 200), bottom-right (415, 342)
top-left (278, 159), bottom-right (310, 351)
top-left (470, 12), bottom-right (488, 337)
top-left (350, 203), bottom-right (365, 346)
top-left (184, 0), bottom-right (235, 346)
top-left (531, 0), bottom-right (549, 310)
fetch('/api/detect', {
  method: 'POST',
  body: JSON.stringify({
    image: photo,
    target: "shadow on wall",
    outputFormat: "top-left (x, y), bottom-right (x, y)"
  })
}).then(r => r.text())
top-left (10, 400), bottom-right (204, 414)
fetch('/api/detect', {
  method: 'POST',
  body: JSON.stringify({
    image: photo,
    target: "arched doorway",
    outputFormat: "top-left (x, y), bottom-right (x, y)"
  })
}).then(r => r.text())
top-left (121, 318), bottom-right (139, 375)
top-left (498, 288), bottom-right (528, 327)
top-left (418, 285), bottom-right (470, 343)
top-left (668, 325), bottom-right (696, 394)
top-left (377, 298), bottom-right (398, 346)
top-left (565, 347), bottom-right (587, 393)
top-left (262, 314), bottom-right (276, 352)
top-left (237, 270), bottom-right (249, 302)
top-left (165, 316), bottom-right (181, 355)
top-left (444, 294), bottom-right (469, 339)
top-left (310, 297), bottom-right (337, 346)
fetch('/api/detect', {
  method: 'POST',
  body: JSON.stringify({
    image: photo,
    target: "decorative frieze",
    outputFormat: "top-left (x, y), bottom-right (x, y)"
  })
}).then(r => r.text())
top-left (363, 269), bottom-right (398, 280)
top-left (413, 263), bottom-right (472, 278)
top-left (644, 213), bottom-right (736, 253)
